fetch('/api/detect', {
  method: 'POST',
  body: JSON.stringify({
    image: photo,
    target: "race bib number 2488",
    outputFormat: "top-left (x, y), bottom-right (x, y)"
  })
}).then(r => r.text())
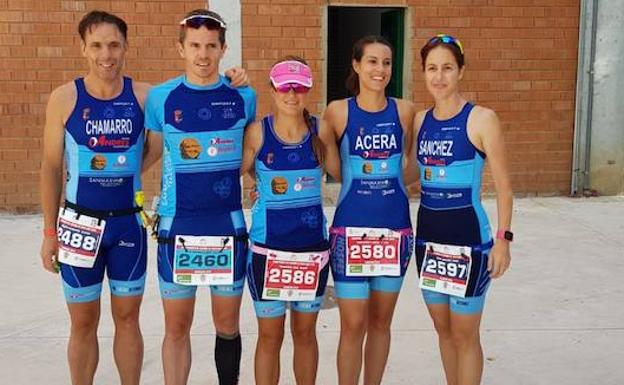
top-left (56, 208), bottom-right (105, 268)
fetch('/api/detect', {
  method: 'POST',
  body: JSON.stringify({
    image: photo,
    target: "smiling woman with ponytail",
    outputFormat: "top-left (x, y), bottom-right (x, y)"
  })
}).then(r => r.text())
top-left (241, 55), bottom-right (340, 385)
top-left (322, 35), bottom-right (416, 385)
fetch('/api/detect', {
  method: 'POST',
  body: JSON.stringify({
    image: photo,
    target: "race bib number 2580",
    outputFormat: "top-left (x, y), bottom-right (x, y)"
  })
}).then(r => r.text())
top-left (57, 208), bottom-right (105, 268)
top-left (346, 227), bottom-right (401, 277)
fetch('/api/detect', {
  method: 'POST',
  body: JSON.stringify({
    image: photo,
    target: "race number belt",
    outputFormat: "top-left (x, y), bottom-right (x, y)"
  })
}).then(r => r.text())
top-left (57, 208), bottom-right (105, 268)
top-left (64, 200), bottom-right (142, 218)
top-left (345, 227), bottom-right (401, 277)
top-left (173, 235), bottom-right (234, 286)
top-left (419, 242), bottom-right (472, 297)
top-left (254, 245), bottom-right (326, 302)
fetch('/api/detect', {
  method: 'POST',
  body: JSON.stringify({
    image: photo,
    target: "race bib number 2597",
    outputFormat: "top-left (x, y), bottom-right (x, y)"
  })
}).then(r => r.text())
top-left (419, 242), bottom-right (472, 298)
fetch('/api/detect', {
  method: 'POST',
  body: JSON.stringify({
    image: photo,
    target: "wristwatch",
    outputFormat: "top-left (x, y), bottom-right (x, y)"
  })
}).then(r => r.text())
top-left (496, 230), bottom-right (513, 242)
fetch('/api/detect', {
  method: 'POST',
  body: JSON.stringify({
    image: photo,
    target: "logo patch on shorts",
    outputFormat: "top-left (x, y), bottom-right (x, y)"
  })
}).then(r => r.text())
top-left (118, 240), bottom-right (135, 248)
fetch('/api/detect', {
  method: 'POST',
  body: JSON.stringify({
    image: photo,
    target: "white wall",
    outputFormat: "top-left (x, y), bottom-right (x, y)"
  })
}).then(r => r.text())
top-left (589, 1), bottom-right (624, 194)
top-left (208, 0), bottom-right (242, 70)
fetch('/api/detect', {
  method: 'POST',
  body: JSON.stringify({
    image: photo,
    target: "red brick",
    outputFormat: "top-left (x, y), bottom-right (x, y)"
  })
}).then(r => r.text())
top-left (0, 0), bottom-right (582, 210)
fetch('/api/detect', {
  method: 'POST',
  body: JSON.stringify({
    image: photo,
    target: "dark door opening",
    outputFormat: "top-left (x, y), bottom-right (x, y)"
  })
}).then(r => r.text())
top-left (327, 6), bottom-right (405, 103)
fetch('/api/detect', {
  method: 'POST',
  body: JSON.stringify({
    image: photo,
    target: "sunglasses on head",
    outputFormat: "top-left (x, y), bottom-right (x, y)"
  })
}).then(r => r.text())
top-left (274, 83), bottom-right (310, 94)
top-left (179, 14), bottom-right (227, 30)
top-left (428, 34), bottom-right (464, 55)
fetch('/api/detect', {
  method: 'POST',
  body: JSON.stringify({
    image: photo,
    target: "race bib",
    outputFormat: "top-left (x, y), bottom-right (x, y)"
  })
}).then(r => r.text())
top-left (419, 242), bottom-right (472, 297)
top-left (346, 227), bottom-right (401, 277)
top-left (173, 235), bottom-right (234, 286)
top-left (262, 249), bottom-right (321, 302)
top-left (57, 208), bottom-right (105, 268)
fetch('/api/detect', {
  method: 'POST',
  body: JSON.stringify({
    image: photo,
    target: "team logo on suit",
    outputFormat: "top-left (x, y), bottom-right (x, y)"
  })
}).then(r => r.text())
top-left (180, 138), bottom-right (201, 159)
top-left (271, 177), bottom-right (288, 195)
top-left (90, 155), bottom-right (107, 170)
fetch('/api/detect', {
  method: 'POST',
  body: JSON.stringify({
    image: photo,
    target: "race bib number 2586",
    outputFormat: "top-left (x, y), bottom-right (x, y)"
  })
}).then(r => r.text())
top-left (262, 249), bottom-right (321, 302)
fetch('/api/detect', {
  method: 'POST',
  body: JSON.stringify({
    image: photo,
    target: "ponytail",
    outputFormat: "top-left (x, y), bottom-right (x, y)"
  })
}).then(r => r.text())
top-left (346, 68), bottom-right (359, 96)
top-left (303, 108), bottom-right (324, 165)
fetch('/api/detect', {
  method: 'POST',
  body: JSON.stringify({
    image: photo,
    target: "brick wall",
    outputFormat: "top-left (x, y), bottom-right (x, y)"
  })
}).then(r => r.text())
top-left (243, 0), bottom-right (580, 197)
top-left (407, 0), bottom-right (580, 195)
top-left (0, 0), bottom-right (580, 212)
top-left (0, 0), bottom-right (205, 212)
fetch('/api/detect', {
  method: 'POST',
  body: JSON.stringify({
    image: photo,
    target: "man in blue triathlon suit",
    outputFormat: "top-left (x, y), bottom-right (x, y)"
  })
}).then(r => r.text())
top-left (142, 9), bottom-right (256, 385)
top-left (39, 10), bottom-right (249, 385)
top-left (39, 11), bottom-right (149, 385)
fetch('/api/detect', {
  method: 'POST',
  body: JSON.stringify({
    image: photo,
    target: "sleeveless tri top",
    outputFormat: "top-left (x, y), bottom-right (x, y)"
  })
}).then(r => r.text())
top-left (250, 115), bottom-right (326, 250)
top-left (64, 77), bottom-right (144, 210)
top-left (332, 97), bottom-right (411, 229)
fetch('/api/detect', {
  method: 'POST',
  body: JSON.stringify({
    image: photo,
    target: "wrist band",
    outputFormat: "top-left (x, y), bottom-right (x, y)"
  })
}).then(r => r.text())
top-left (43, 228), bottom-right (57, 238)
top-left (496, 230), bottom-right (513, 242)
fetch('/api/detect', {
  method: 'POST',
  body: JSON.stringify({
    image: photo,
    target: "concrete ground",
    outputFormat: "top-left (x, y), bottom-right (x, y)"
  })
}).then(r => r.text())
top-left (1, 196), bottom-right (623, 385)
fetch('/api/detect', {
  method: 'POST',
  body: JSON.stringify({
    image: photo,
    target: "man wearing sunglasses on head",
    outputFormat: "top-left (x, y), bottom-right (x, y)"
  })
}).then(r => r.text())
top-left (39, 10), bottom-right (250, 385)
top-left (143, 9), bottom-right (256, 385)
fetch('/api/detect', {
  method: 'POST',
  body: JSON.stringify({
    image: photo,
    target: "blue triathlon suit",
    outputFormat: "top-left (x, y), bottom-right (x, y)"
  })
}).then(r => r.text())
top-left (247, 115), bottom-right (330, 318)
top-left (145, 75), bottom-right (256, 299)
top-left (61, 77), bottom-right (147, 303)
top-left (415, 102), bottom-right (493, 314)
top-left (330, 97), bottom-right (414, 299)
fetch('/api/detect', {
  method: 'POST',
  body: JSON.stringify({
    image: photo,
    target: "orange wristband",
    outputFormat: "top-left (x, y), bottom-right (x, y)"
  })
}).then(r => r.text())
top-left (43, 228), bottom-right (57, 238)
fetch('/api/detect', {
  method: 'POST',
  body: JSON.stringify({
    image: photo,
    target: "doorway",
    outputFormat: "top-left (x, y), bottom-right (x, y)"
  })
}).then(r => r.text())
top-left (327, 6), bottom-right (405, 103)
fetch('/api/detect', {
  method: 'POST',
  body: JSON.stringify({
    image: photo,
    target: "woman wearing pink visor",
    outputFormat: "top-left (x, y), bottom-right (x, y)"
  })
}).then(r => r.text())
top-left (241, 57), bottom-right (340, 385)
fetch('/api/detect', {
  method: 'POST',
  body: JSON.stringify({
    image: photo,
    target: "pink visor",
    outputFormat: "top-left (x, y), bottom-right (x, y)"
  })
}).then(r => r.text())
top-left (269, 60), bottom-right (313, 88)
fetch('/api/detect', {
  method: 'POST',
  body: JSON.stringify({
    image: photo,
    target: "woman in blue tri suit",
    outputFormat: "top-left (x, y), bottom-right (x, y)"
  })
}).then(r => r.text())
top-left (241, 56), bottom-right (340, 385)
top-left (406, 34), bottom-right (513, 385)
top-left (323, 35), bottom-right (415, 385)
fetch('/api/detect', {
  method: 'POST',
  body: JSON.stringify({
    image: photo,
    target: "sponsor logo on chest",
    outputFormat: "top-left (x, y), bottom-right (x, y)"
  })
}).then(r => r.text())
top-left (88, 135), bottom-right (131, 149)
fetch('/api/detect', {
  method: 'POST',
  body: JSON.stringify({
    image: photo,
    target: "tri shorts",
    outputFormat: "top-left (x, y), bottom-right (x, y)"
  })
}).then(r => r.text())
top-left (60, 213), bottom-right (147, 303)
top-left (329, 226), bottom-right (413, 300)
top-left (157, 213), bottom-right (247, 299)
top-left (415, 239), bottom-right (492, 314)
top-left (421, 290), bottom-right (488, 314)
top-left (247, 242), bottom-right (330, 318)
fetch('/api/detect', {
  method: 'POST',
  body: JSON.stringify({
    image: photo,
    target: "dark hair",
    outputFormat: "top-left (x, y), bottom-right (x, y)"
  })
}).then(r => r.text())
top-left (420, 37), bottom-right (465, 70)
top-left (272, 55), bottom-right (324, 165)
top-left (78, 11), bottom-right (127, 42)
top-left (345, 35), bottom-right (393, 96)
top-left (179, 9), bottom-right (226, 45)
